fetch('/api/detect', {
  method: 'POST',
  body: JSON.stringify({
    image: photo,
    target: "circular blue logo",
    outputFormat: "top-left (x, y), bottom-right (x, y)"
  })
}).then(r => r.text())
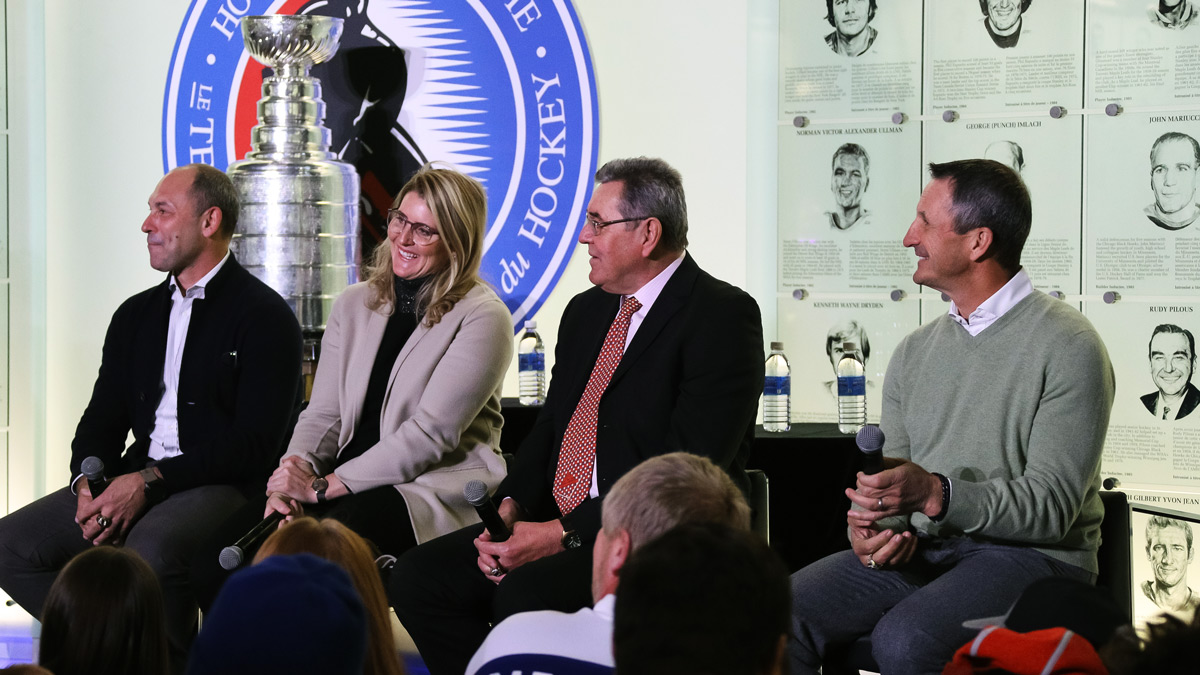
top-left (163, 0), bottom-right (599, 330)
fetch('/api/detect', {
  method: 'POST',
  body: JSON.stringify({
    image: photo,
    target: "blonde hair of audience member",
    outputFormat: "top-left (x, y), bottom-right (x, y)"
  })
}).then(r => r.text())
top-left (365, 164), bottom-right (487, 326)
top-left (253, 517), bottom-right (404, 675)
top-left (593, 452), bottom-right (751, 604)
top-left (601, 451), bottom-right (751, 550)
top-left (38, 547), bottom-right (169, 675)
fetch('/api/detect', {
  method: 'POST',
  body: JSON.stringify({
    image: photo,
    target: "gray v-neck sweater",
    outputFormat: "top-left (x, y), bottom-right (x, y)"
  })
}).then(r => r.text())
top-left (881, 290), bottom-right (1115, 573)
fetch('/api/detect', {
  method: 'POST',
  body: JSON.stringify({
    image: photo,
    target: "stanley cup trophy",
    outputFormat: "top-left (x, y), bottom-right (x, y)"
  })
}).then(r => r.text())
top-left (228, 14), bottom-right (360, 399)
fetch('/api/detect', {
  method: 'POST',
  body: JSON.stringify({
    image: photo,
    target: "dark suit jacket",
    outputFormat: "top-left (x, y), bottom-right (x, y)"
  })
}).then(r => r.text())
top-left (1141, 382), bottom-right (1200, 421)
top-left (69, 256), bottom-right (303, 493)
top-left (497, 253), bottom-right (764, 544)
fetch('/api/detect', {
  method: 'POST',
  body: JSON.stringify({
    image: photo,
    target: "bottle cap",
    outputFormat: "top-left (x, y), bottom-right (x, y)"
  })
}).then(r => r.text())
top-left (524, 320), bottom-right (537, 329)
top-left (770, 341), bottom-right (784, 351)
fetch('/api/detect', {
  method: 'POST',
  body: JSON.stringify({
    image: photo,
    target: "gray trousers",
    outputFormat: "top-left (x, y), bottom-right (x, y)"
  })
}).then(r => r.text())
top-left (788, 535), bottom-right (1095, 675)
top-left (0, 484), bottom-right (249, 674)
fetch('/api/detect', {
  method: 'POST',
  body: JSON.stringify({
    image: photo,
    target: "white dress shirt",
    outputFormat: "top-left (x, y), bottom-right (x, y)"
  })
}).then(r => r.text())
top-left (948, 267), bottom-right (1033, 337)
top-left (148, 252), bottom-right (231, 460)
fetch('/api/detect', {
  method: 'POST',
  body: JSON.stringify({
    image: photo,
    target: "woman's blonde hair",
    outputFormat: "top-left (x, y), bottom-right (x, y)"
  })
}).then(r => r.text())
top-left (254, 517), bottom-right (404, 675)
top-left (366, 164), bottom-right (487, 326)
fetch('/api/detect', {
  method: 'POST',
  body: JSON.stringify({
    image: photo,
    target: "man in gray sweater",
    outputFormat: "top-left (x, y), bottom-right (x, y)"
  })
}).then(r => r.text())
top-left (788, 159), bottom-right (1115, 675)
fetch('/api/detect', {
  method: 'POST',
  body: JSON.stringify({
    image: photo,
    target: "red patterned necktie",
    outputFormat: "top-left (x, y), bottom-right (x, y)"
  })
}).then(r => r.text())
top-left (553, 295), bottom-right (642, 515)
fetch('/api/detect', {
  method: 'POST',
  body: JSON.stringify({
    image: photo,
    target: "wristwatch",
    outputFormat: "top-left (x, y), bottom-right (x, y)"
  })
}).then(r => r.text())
top-left (311, 476), bottom-right (329, 503)
top-left (560, 526), bottom-right (582, 550)
top-left (140, 468), bottom-right (167, 505)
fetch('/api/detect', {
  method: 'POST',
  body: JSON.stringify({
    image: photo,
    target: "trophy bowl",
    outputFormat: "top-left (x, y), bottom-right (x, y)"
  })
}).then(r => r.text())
top-left (241, 14), bottom-right (344, 69)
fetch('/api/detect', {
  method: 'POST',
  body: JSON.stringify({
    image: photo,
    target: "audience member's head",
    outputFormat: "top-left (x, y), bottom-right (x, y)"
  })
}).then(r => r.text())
top-left (187, 553), bottom-right (367, 675)
top-left (38, 546), bottom-right (169, 675)
top-left (1135, 613), bottom-right (1200, 673)
top-left (252, 517), bottom-right (403, 675)
top-left (952, 576), bottom-right (1133, 674)
top-left (964, 576), bottom-right (1129, 649)
top-left (1103, 611), bottom-right (1200, 675)
top-left (593, 452), bottom-right (750, 603)
top-left (613, 522), bottom-right (789, 675)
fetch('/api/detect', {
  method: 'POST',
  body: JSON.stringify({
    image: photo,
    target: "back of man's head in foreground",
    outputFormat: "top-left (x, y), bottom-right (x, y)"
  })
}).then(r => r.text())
top-left (612, 521), bottom-right (789, 675)
top-left (592, 452), bottom-right (751, 603)
top-left (601, 451), bottom-right (751, 549)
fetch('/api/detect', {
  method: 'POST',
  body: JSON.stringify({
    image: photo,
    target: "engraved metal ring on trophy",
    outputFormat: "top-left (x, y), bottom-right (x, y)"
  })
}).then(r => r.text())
top-left (227, 14), bottom-right (360, 336)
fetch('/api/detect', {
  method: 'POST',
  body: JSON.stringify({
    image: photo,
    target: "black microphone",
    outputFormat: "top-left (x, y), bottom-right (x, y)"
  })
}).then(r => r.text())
top-left (81, 456), bottom-right (108, 498)
top-left (1102, 477), bottom-right (1121, 490)
top-left (219, 512), bottom-right (284, 570)
top-left (464, 480), bottom-right (510, 542)
top-left (856, 425), bottom-right (885, 475)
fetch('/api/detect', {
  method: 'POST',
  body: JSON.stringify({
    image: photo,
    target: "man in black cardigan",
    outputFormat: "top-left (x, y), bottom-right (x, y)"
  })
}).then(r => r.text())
top-left (391, 157), bottom-right (764, 675)
top-left (0, 164), bottom-right (303, 672)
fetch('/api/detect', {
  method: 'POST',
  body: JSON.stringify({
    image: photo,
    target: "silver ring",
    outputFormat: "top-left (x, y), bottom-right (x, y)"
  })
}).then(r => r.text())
top-left (96, 515), bottom-right (111, 529)
top-left (877, 497), bottom-right (884, 510)
top-left (489, 567), bottom-right (500, 577)
top-left (867, 556), bottom-right (878, 570)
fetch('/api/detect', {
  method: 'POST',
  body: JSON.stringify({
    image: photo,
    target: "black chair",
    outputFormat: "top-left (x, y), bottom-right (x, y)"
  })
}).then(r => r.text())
top-left (748, 469), bottom-right (770, 543)
top-left (824, 489), bottom-right (1133, 675)
top-left (1095, 489), bottom-right (1132, 620)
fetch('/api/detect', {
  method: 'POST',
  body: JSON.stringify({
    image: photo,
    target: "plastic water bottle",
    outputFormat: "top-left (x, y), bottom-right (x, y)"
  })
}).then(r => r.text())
top-left (763, 342), bottom-right (791, 432)
top-left (517, 320), bottom-right (545, 405)
top-left (837, 341), bottom-right (867, 434)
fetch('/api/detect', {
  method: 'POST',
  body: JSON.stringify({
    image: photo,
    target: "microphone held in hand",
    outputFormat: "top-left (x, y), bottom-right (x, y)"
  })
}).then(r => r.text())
top-left (856, 425), bottom-right (885, 475)
top-left (81, 456), bottom-right (108, 498)
top-left (464, 480), bottom-right (510, 542)
top-left (219, 512), bottom-right (285, 570)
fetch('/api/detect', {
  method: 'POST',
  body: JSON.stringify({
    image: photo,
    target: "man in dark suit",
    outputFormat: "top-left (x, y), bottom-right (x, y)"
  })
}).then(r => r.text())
top-left (1141, 323), bottom-right (1200, 421)
top-left (0, 164), bottom-right (303, 672)
top-left (390, 157), bottom-right (764, 675)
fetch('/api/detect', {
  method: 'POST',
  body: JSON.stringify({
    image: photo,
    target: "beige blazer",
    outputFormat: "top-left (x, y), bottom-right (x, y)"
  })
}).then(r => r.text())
top-left (284, 281), bottom-right (512, 543)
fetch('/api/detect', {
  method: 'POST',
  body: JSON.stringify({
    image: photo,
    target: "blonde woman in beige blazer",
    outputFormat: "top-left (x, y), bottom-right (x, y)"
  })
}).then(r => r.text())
top-left (190, 166), bottom-right (511, 607)
top-left (277, 277), bottom-right (511, 541)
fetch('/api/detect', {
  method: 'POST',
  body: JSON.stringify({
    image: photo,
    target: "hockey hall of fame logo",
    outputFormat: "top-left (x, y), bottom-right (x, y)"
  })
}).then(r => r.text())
top-left (162, 0), bottom-right (599, 329)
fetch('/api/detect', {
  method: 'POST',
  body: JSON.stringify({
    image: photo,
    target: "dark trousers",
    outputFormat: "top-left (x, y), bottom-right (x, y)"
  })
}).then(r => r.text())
top-left (0, 484), bottom-right (249, 675)
top-left (788, 536), bottom-right (1097, 675)
top-left (190, 485), bottom-right (416, 612)
top-left (389, 522), bottom-right (593, 675)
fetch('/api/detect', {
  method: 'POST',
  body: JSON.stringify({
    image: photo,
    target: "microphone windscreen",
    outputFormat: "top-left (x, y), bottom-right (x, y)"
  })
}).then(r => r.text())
top-left (219, 546), bottom-right (245, 571)
top-left (81, 456), bottom-right (105, 481)
top-left (463, 479), bottom-right (490, 507)
top-left (856, 425), bottom-right (885, 452)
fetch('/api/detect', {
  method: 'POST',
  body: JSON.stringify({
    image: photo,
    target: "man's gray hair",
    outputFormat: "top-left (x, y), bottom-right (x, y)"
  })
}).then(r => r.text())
top-left (600, 452), bottom-right (750, 551)
top-left (594, 157), bottom-right (688, 252)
